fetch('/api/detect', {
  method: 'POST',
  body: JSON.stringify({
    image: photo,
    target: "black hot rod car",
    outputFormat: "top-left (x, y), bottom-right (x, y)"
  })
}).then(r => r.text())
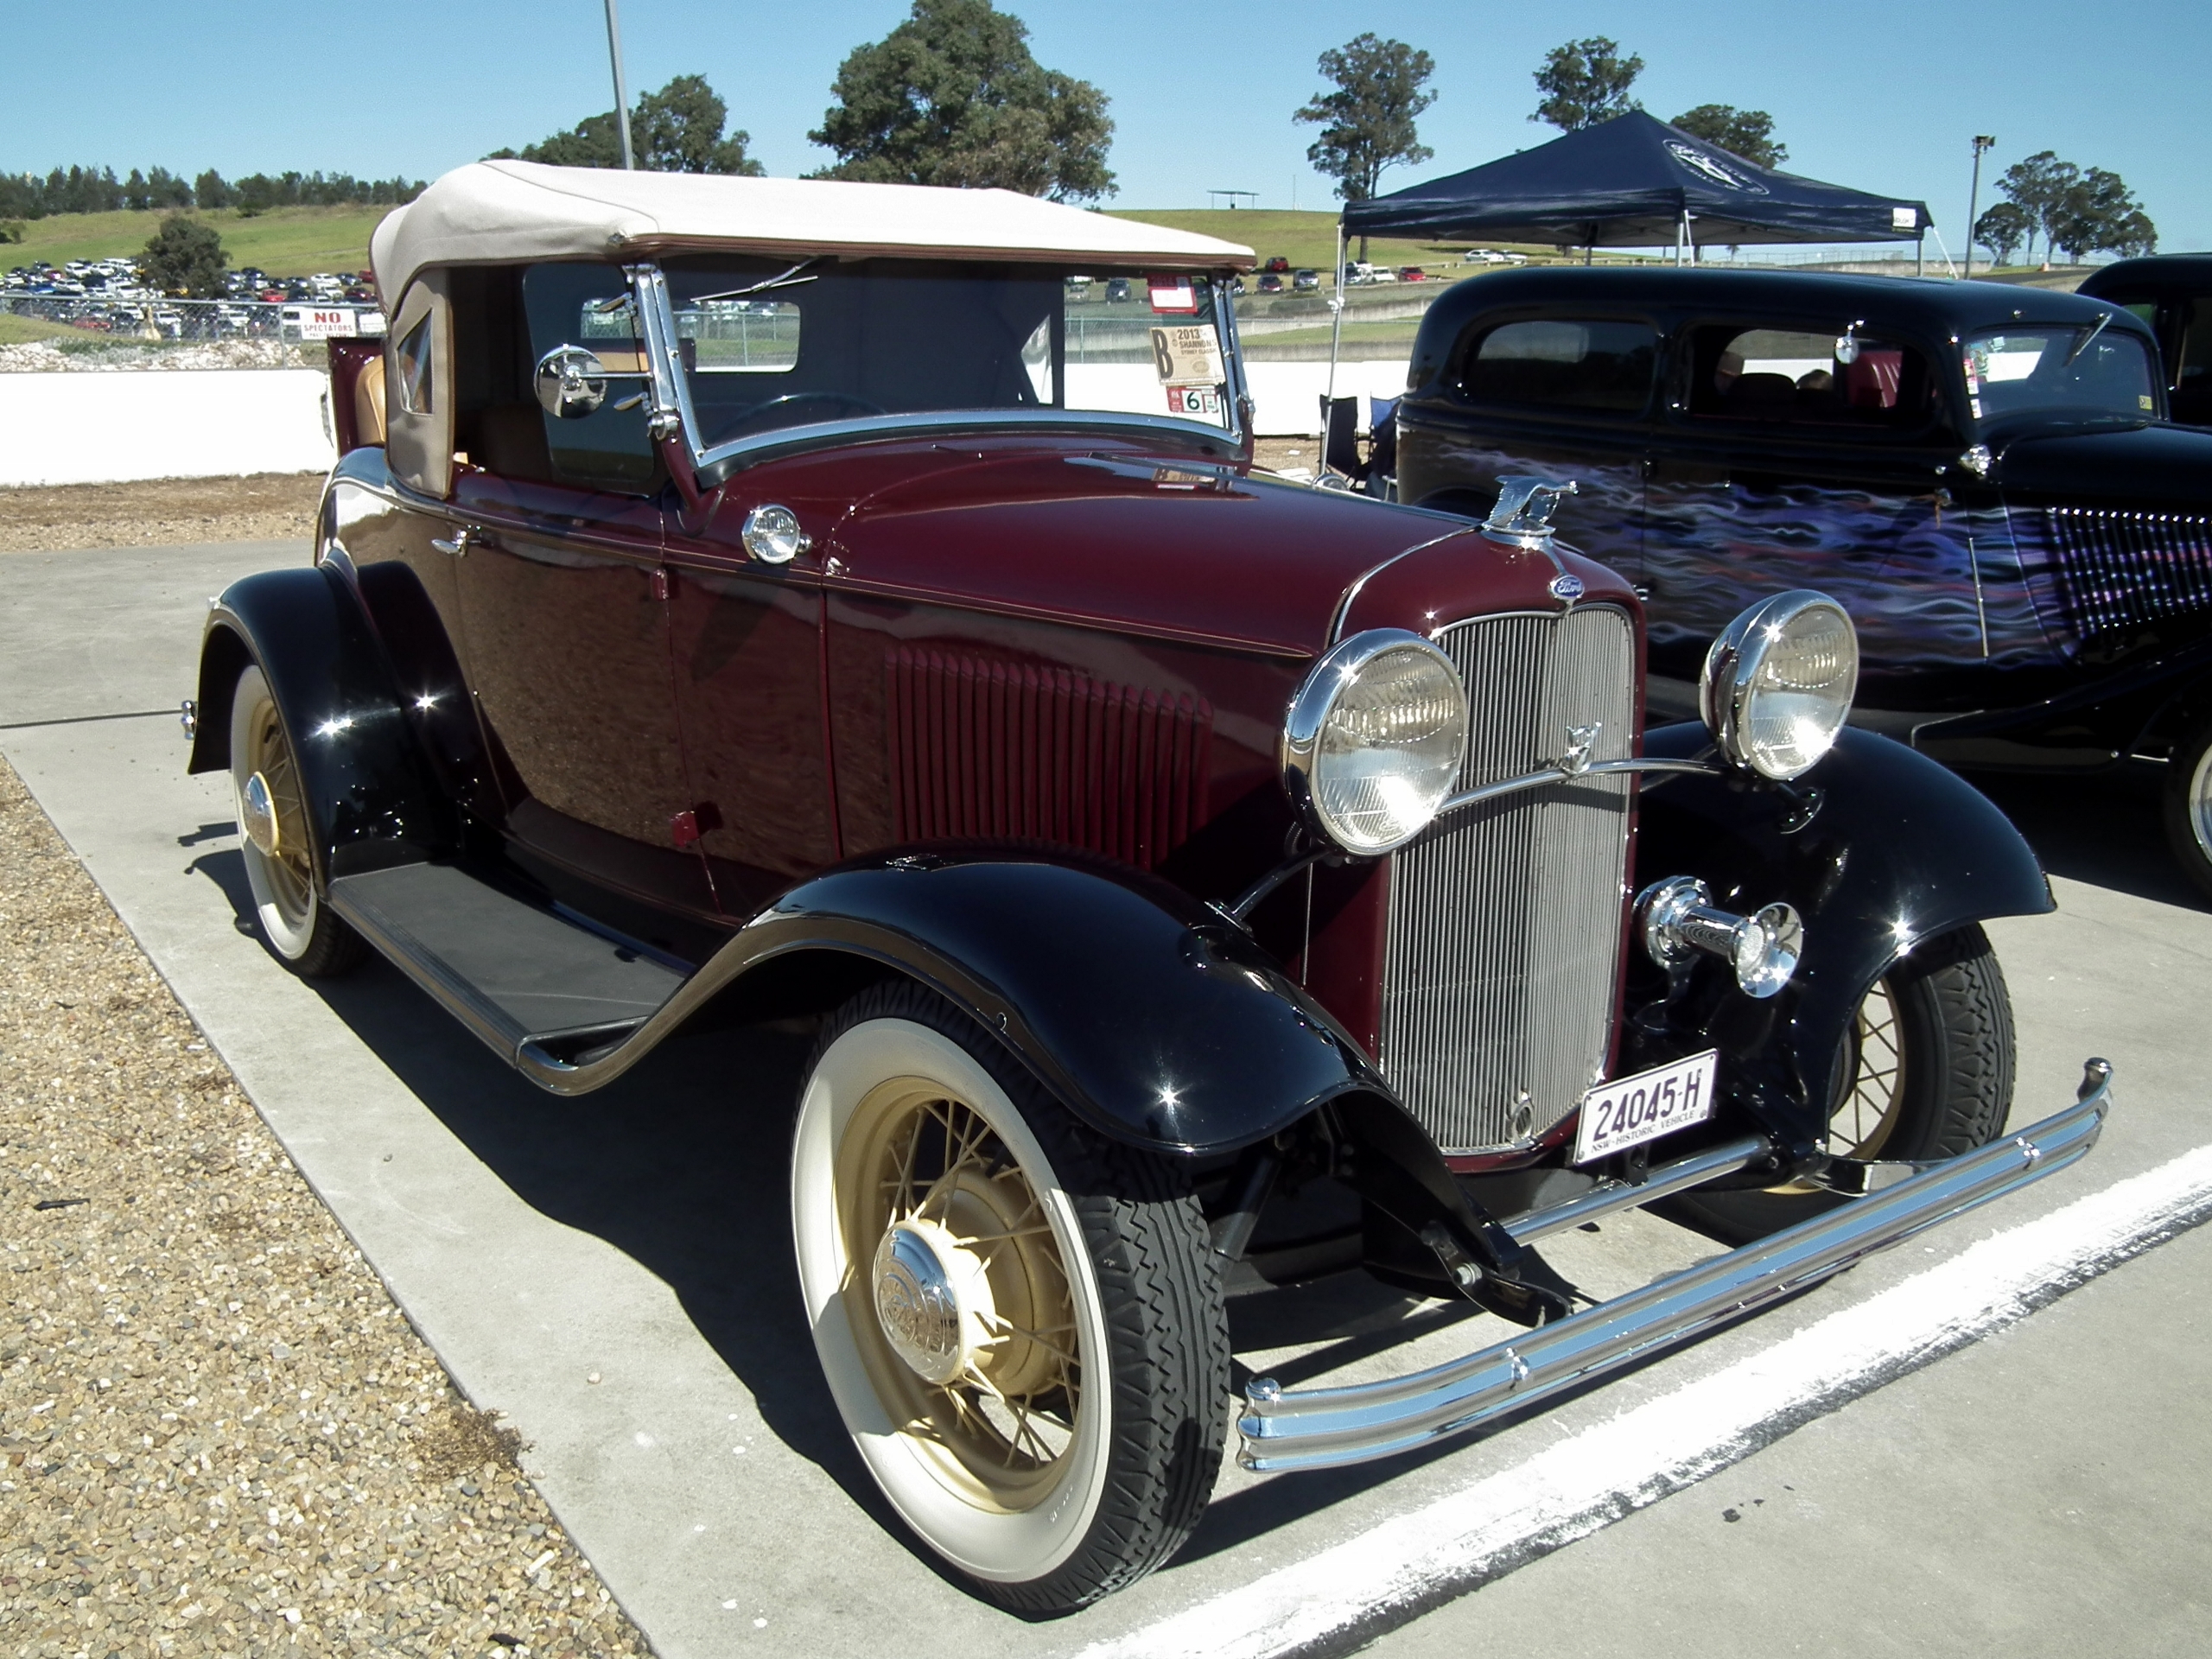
top-left (1389, 267), bottom-right (2212, 899)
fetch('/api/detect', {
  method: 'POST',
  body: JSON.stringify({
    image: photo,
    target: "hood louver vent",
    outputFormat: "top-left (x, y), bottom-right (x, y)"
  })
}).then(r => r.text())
top-left (885, 647), bottom-right (1212, 871)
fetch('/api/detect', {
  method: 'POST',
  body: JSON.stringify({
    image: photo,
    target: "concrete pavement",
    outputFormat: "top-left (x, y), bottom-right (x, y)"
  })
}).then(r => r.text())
top-left (1, 538), bottom-right (2205, 1657)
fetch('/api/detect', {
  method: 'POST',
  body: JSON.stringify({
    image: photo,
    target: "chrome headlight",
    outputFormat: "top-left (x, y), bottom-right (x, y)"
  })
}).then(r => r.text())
top-left (1700, 592), bottom-right (1859, 781)
top-left (1284, 630), bottom-right (1470, 855)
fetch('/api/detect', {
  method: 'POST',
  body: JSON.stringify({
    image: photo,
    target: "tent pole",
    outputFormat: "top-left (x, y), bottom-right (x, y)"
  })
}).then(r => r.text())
top-left (1585, 223), bottom-right (1595, 268)
top-left (1325, 219), bottom-right (1346, 448)
top-left (1916, 230), bottom-right (1925, 277)
top-left (1682, 209), bottom-right (1695, 266)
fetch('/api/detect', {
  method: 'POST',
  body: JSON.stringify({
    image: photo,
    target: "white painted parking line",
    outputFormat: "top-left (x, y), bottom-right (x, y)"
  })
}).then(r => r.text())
top-left (1081, 1145), bottom-right (2212, 1659)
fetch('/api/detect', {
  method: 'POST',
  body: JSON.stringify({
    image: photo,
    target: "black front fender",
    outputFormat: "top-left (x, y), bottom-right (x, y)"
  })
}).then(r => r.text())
top-left (533, 857), bottom-right (1382, 1158)
top-left (187, 563), bottom-right (454, 880)
top-left (1630, 723), bottom-right (2053, 1149)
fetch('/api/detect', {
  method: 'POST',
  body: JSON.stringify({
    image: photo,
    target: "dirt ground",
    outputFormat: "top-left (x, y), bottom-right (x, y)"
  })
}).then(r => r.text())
top-left (0, 754), bottom-right (656, 1659)
top-left (0, 476), bottom-right (322, 556)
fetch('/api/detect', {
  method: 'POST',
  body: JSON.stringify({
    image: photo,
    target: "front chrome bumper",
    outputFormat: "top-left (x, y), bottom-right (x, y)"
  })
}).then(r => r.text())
top-left (1239, 1060), bottom-right (2113, 1472)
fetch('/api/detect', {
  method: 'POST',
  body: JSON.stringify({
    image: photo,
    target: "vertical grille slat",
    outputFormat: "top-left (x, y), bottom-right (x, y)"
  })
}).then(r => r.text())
top-left (1380, 608), bottom-right (1636, 1155)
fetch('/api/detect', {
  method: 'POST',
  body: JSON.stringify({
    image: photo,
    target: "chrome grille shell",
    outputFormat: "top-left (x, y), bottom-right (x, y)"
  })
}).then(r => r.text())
top-left (1379, 607), bottom-right (1637, 1155)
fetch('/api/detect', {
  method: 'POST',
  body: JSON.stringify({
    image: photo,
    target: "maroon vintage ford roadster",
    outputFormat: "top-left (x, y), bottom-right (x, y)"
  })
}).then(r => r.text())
top-left (182, 162), bottom-right (2107, 1611)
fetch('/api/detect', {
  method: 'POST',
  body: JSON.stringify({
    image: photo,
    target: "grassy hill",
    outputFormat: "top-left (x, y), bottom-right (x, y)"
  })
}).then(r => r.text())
top-left (1105, 207), bottom-right (1556, 273)
top-left (3, 201), bottom-right (1582, 285)
top-left (3, 206), bottom-right (387, 277)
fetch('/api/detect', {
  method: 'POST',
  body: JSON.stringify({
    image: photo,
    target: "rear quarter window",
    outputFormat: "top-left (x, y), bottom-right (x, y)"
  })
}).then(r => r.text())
top-left (1455, 318), bottom-right (1657, 415)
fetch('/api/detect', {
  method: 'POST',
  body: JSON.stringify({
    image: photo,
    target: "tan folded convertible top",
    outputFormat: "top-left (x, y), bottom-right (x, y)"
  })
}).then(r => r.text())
top-left (370, 161), bottom-right (1256, 306)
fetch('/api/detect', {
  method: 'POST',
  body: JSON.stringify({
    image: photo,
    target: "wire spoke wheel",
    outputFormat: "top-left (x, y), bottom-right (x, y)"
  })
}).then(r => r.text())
top-left (1826, 977), bottom-right (1910, 1158)
top-left (1661, 925), bottom-right (2014, 1245)
top-left (227, 664), bottom-right (364, 977)
top-left (2164, 715), bottom-right (2212, 904)
top-left (841, 1081), bottom-right (1084, 1510)
top-left (792, 982), bottom-right (1228, 1611)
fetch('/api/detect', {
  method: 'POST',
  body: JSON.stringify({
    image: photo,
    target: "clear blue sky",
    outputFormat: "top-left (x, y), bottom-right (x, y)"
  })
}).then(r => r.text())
top-left (8, 0), bottom-right (2205, 251)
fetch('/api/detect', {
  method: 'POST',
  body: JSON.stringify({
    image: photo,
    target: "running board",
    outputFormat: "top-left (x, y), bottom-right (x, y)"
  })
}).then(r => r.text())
top-left (1238, 1060), bottom-right (2113, 1472)
top-left (327, 864), bottom-right (689, 1071)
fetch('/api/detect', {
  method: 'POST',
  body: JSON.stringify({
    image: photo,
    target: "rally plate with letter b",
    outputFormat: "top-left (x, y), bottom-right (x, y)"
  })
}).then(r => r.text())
top-left (1573, 1050), bottom-right (1720, 1165)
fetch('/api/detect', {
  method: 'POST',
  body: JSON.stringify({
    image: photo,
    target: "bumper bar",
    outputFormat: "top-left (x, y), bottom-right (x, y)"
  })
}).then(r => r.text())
top-left (1238, 1059), bottom-right (2113, 1472)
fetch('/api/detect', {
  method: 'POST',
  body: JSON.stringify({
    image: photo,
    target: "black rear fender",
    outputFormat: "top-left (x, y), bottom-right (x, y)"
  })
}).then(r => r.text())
top-left (1630, 723), bottom-right (2052, 1150)
top-left (188, 563), bottom-right (454, 880)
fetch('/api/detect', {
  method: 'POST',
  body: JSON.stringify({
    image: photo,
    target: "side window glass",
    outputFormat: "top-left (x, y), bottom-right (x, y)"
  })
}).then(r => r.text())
top-left (673, 296), bottom-right (801, 372)
top-left (395, 314), bottom-right (435, 414)
top-left (1457, 318), bottom-right (1656, 415)
top-left (521, 264), bottom-right (659, 493)
top-left (2174, 298), bottom-right (2212, 407)
top-left (1686, 325), bottom-right (1933, 429)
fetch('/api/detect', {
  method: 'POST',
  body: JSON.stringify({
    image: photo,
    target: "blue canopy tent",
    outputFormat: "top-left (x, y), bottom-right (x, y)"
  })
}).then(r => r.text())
top-left (1313, 113), bottom-right (1938, 477)
top-left (1343, 111), bottom-right (1932, 259)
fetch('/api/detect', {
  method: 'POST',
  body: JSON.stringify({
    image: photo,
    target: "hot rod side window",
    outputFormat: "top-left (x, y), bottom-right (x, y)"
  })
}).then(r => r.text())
top-left (1455, 318), bottom-right (1656, 415)
top-left (1684, 325), bottom-right (1933, 429)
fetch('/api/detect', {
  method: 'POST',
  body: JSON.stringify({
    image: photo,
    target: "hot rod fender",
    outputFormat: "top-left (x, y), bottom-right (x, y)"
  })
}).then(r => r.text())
top-left (518, 857), bottom-right (1374, 1160)
top-left (186, 563), bottom-right (454, 880)
top-left (1629, 722), bottom-right (2053, 1156)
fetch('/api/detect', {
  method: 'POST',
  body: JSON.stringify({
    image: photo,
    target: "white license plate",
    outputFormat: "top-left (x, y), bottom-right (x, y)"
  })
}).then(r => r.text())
top-left (1573, 1050), bottom-right (1720, 1166)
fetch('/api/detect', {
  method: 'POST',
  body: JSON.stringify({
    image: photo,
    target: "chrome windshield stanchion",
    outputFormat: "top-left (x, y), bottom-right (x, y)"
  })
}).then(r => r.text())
top-left (627, 262), bottom-right (709, 477)
top-left (1237, 1061), bottom-right (2113, 1473)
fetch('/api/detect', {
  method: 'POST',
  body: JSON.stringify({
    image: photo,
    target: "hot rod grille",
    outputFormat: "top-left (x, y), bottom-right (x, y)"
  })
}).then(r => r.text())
top-left (2044, 506), bottom-right (2212, 641)
top-left (1379, 607), bottom-right (1637, 1155)
top-left (886, 647), bottom-right (1212, 870)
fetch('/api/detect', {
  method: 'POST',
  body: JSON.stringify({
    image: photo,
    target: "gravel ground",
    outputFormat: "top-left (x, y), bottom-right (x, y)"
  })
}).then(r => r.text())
top-left (0, 757), bottom-right (654, 1659)
top-left (0, 476), bottom-right (321, 555)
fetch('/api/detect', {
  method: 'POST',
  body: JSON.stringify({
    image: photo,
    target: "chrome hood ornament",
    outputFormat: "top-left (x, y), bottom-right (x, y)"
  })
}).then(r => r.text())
top-left (1482, 475), bottom-right (1579, 551)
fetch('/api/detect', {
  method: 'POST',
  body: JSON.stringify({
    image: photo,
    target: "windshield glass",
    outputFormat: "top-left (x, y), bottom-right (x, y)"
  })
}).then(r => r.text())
top-left (657, 258), bottom-right (1237, 451)
top-left (1962, 326), bottom-right (2158, 423)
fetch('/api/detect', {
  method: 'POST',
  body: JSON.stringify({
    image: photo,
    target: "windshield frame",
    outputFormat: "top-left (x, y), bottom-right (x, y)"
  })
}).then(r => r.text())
top-left (626, 260), bottom-right (1252, 484)
top-left (1959, 320), bottom-right (2164, 432)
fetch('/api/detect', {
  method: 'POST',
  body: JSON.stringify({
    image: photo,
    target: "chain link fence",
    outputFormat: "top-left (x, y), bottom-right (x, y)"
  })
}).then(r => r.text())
top-left (1, 294), bottom-right (384, 345)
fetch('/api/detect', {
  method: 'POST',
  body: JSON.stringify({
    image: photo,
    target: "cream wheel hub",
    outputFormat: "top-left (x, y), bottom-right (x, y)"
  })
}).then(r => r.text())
top-left (873, 1217), bottom-right (996, 1387)
top-left (240, 771), bottom-right (283, 856)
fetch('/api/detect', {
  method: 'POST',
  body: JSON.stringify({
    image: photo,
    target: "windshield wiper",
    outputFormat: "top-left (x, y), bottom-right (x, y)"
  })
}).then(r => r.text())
top-left (2063, 310), bottom-right (2112, 369)
top-left (688, 260), bottom-right (822, 306)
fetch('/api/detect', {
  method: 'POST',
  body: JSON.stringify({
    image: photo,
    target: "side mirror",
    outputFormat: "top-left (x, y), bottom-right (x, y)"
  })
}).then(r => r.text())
top-left (534, 345), bottom-right (611, 419)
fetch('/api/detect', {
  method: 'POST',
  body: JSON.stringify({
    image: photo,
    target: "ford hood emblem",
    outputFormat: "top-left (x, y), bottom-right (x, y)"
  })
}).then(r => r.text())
top-left (1549, 573), bottom-right (1586, 604)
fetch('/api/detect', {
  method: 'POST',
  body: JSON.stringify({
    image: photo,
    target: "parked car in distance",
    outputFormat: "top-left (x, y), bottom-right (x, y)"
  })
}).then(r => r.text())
top-left (187, 163), bottom-right (2105, 1612)
top-left (1256, 272), bottom-right (1284, 294)
top-left (1392, 266), bottom-right (2212, 898)
top-left (1398, 266), bottom-right (1427, 283)
top-left (1263, 255), bottom-right (1291, 273)
top-left (2079, 253), bottom-right (2212, 427)
top-left (1292, 267), bottom-right (1320, 291)
top-left (1103, 275), bottom-right (1131, 302)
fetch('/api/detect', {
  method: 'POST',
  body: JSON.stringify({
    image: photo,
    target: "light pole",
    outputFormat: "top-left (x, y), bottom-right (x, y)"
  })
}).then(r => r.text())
top-left (1963, 135), bottom-right (1995, 277)
top-left (604, 0), bottom-right (638, 170)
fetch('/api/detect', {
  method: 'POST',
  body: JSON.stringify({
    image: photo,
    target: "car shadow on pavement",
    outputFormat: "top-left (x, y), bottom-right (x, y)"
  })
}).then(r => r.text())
top-left (186, 847), bottom-right (902, 1538)
top-left (185, 842), bottom-right (1841, 1600)
top-left (1972, 765), bottom-right (2207, 912)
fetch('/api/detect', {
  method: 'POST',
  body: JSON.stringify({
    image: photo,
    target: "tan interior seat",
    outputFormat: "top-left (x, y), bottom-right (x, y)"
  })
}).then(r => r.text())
top-left (353, 354), bottom-right (388, 447)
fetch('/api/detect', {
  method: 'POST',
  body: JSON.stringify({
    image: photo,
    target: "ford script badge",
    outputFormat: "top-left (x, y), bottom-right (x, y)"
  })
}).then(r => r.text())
top-left (1549, 573), bottom-right (1586, 604)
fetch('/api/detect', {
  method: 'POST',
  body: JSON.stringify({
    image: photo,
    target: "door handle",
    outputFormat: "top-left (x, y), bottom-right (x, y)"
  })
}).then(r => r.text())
top-left (431, 527), bottom-right (481, 558)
